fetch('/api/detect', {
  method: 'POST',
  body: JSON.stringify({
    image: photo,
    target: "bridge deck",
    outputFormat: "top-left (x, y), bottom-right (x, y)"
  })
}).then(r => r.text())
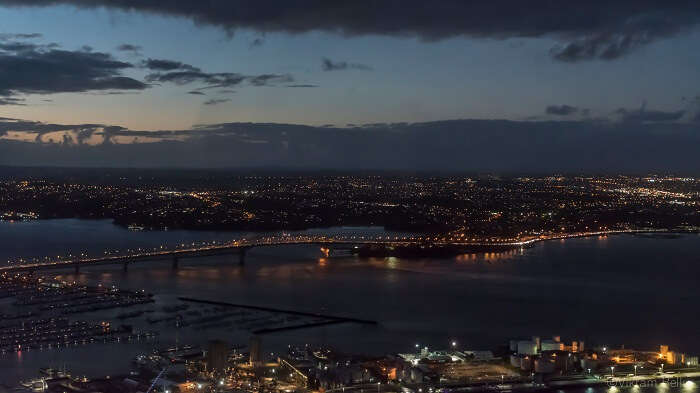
top-left (2, 230), bottom-right (646, 273)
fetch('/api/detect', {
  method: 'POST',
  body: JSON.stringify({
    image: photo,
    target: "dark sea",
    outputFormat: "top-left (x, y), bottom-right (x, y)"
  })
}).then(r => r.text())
top-left (1, 219), bottom-right (699, 391)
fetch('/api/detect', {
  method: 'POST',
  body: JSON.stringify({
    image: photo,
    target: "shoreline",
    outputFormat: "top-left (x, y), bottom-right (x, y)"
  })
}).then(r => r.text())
top-left (416, 370), bottom-right (700, 393)
top-left (545, 371), bottom-right (700, 390)
top-left (523, 228), bottom-right (699, 247)
top-left (354, 228), bottom-right (700, 258)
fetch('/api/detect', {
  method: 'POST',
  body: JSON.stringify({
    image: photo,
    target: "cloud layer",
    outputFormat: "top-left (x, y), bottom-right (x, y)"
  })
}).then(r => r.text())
top-left (546, 105), bottom-right (579, 116)
top-left (0, 33), bottom-right (301, 104)
top-left (2, 1), bottom-right (699, 61)
top-left (322, 58), bottom-right (372, 71)
top-left (0, 41), bottom-right (148, 102)
top-left (2, 116), bottom-right (700, 173)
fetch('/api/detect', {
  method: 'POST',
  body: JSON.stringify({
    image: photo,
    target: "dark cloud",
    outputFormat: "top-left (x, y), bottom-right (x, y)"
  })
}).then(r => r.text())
top-left (87, 91), bottom-right (140, 96)
top-left (0, 36), bottom-right (59, 53)
top-left (551, 31), bottom-right (659, 62)
top-left (203, 98), bottom-right (230, 105)
top-left (73, 127), bottom-right (96, 144)
top-left (141, 58), bottom-right (199, 71)
top-left (0, 32), bottom-right (42, 40)
top-left (145, 70), bottom-right (245, 87)
top-left (286, 84), bottom-right (318, 88)
top-left (98, 125), bottom-right (128, 144)
top-left (0, 118), bottom-right (103, 141)
top-left (249, 73), bottom-right (293, 86)
top-left (116, 43), bottom-right (140, 51)
top-left (249, 37), bottom-right (264, 48)
top-left (546, 104), bottom-right (579, 116)
top-left (322, 58), bottom-right (372, 71)
top-left (116, 43), bottom-right (142, 54)
top-left (0, 45), bottom-right (148, 102)
top-left (0, 41), bottom-right (38, 52)
top-left (2, 2), bottom-right (699, 61)
top-left (616, 101), bottom-right (685, 123)
top-left (140, 57), bottom-right (283, 89)
top-left (2, 117), bottom-right (700, 173)
top-left (145, 70), bottom-right (292, 88)
top-left (0, 35), bottom-right (288, 103)
top-left (187, 90), bottom-right (205, 95)
top-left (61, 133), bottom-right (74, 145)
top-left (0, 96), bottom-right (26, 105)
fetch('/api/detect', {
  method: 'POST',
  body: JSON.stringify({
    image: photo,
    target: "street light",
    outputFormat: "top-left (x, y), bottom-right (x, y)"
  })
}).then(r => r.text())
top-left (634, 365), bottom-right (638, 376)
top-left (451, 341), bottom-right (457, 348)
top-left (610, 366), bottom-right (615, 377)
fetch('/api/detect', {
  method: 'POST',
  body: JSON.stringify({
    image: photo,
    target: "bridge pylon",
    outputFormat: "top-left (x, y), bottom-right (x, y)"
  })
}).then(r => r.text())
top-left (172, 256), bottom-right (179, 270)
top-left (238, 246), bottom-right (251, 266)
top-left (74, 264), bottom-right (80, 275)
top-left (123, 261), bottom-right (129, 272)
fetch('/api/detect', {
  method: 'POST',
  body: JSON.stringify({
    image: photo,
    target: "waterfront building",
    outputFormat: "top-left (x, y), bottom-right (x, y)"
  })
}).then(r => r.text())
top-left (207, 339), bottom-right (229, 374)
top-left (250, 335), bottom-right (262, 366)
top-left (517, 340), bottom-right (538, 355)
top-left (541, 339), bottom-right (563, 351)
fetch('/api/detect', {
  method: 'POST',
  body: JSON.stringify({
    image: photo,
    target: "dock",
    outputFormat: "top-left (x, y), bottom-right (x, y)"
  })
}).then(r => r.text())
top-left (177, 297), bottom-right (378, 333)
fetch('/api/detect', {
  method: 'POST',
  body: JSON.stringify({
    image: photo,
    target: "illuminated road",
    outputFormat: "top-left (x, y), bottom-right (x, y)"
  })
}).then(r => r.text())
top-left (0, 228), bottom-right (669, 273)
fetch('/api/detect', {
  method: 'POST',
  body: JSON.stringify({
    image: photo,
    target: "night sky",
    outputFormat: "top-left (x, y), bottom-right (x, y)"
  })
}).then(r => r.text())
top-left (0, 1), bottom-right (699, 172)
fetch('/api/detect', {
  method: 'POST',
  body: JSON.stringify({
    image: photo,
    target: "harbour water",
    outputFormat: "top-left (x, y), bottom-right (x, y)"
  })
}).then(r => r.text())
top-left (1, 219), bottom-right (699, 390)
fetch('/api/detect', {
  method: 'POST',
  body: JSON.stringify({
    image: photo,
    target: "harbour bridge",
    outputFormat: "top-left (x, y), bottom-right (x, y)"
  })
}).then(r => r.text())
top-left (0, 233), bottom-right (535, 274)
top-left (0, 229), bottom-right (644, 274)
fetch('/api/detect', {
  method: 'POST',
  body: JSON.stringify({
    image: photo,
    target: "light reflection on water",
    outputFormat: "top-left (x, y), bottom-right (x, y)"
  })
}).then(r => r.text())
top-left (1, 219), bottom-right (700, 390)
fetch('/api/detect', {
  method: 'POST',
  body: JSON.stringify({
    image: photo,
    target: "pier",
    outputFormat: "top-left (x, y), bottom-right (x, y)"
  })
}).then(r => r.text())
top-left (177, 297), bottom-right (378, 333)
